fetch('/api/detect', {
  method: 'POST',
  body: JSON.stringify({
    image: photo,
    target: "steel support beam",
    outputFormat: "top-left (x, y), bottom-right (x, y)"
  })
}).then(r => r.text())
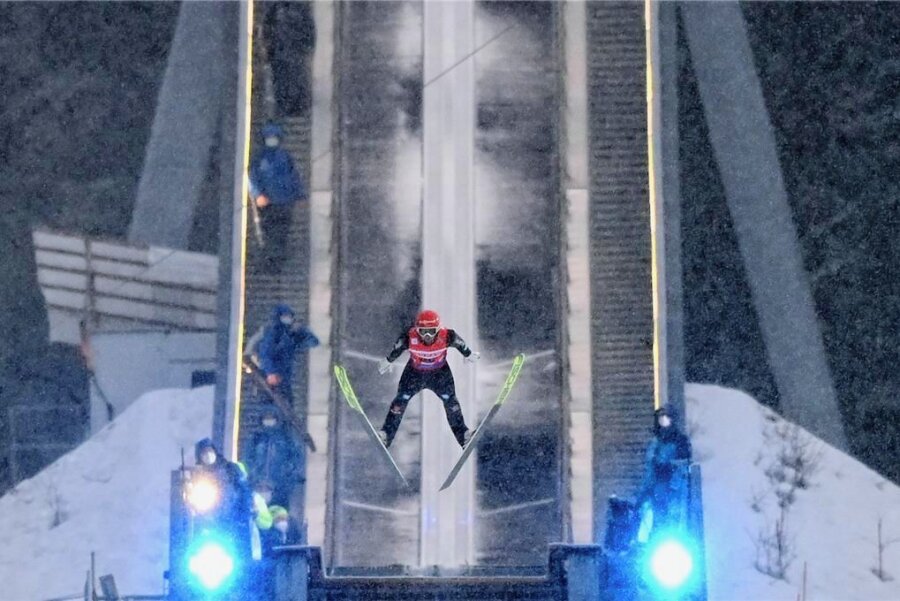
top-left (682, 2), bottom-right (847, 449)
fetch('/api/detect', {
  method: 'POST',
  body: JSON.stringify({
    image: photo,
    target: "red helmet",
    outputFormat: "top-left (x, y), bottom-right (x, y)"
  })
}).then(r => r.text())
top-left (415, 310), bottom-right (440, 329)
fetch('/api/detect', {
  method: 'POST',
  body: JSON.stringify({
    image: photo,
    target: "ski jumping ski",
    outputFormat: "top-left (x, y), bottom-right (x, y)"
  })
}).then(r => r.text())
top-left (334, 364), bottom-right (411, 489)
top-left (439, 353), bottom-right (526, 491)
top-left (243, 357), bottom-right (317, 452)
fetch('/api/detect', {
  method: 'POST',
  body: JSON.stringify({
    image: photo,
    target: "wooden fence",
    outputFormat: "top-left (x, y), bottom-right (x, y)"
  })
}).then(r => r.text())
top-left (33, 229), bottom-right (219, 341)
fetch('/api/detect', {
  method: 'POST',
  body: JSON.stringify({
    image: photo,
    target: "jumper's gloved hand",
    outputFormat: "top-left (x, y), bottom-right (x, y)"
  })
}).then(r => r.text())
top-left (378, 358), bottom-right (394, 375)
top-left (464, 351), bottom-right (481, 364)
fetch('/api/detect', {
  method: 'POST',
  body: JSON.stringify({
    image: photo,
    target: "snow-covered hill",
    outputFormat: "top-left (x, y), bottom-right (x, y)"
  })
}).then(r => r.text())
top-left (0, 387), bottom-right (213, 601)
top-left (1, 383), bottom-right (898, 600)
top-left (688, 383), bottom-right (900, 600)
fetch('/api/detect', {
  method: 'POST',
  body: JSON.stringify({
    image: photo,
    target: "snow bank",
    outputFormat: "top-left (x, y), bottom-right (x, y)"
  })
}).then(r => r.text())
top-left (2, 380), bottom-right (898, 600)
top-left (0, 386), bottom-right (213, 601)
top-left (688, 383), bottom-right (900, 600)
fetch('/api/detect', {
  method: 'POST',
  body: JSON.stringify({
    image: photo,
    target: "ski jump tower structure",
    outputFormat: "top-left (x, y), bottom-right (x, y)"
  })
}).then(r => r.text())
top-left (219, 1), bottom-right (704, 597)
top-left (194, 0), bottom-right (705, 598)
top-left (146, 0), bottom-right (867, 596)
top-left (142, 0), bottom-right (852, 596)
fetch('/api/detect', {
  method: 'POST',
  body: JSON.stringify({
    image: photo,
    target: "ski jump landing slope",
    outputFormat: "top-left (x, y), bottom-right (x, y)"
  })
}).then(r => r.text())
top-left (688, 383), bottom-right (900, 600)
top-left (0, 387), bottom-right (213, 601)
top-left (2, 383), bottom-right (899, 600)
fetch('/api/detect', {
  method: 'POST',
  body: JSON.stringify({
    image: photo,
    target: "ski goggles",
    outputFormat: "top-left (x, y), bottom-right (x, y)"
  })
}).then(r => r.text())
top-left (416, 327), bottom-right (438, 338)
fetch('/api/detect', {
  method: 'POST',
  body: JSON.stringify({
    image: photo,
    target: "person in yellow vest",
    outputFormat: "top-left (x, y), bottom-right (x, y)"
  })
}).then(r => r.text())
top-left (248, 477), bottom-right (276, 599)
top-left (237, 463), bottom-right (275, 562)
top-left (269, 506), bottom-right (291, 545)
top-left (253, 486), bottom-right (274, 532)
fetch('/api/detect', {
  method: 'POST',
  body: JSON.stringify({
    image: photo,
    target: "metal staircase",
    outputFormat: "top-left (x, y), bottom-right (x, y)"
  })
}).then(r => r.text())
top-left (237, 7), bottom-right (314, 512)
top-left (222, 1), bottom-right (707, 599)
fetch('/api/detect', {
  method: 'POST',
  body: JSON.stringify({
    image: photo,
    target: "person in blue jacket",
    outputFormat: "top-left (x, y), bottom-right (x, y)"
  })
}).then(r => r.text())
top-left (257, 303), bottom-right (319, 406)
top-left (247, 404), bottom-right (304, 509)
top-left (249, 122), bottom-right (307, 273)
top-left (192, 438), bottom-right (254, 567)
top-left (635, 405), bottom-right (693, 536)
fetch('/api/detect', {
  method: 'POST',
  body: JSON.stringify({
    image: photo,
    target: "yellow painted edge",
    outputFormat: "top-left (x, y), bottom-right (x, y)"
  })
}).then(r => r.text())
top-left (645, 0), bottom-right (664, 411)
top-left (229, 0), bottom-right (255, 459)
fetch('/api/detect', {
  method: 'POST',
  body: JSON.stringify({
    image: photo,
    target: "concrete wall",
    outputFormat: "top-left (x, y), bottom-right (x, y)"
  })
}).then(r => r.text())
top-left (90, 330), bottom-right (215, 433)
top-left (130, 2), bottom-right (233, 250)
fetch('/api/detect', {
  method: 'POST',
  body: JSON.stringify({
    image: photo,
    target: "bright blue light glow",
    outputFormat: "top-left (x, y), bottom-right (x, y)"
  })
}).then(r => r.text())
top-left (187, 539), bottom-right (235, 591)
top-left (648, 538), bottom-right (694, 589)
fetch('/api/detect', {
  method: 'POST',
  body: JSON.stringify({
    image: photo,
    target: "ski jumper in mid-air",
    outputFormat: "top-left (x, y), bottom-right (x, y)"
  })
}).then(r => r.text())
top-left (377, 310), bottom-right (481, 448)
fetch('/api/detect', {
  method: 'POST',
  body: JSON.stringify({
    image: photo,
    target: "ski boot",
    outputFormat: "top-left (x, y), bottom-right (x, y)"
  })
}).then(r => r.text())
top-left (378, 429), bottom-right (392, 448)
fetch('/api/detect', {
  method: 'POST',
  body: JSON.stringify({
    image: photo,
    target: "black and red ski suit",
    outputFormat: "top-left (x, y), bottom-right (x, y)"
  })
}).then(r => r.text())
top-left (379, 327), bottom-right (473, 446)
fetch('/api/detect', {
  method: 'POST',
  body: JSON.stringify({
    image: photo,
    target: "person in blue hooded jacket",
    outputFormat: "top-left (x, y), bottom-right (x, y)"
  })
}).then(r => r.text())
top-left (247, 404), bottom-right (304, 509)
top-left (192, 438), bottom-right (254, 567)
top-left (635, 405), bottom-right (693, 536)
top-left (249, 122), bottom-right (307, 273)
top-left (257, 303), bottom-right (319, 406)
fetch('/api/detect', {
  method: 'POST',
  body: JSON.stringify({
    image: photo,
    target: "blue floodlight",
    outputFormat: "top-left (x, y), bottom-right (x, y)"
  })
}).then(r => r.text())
top-left (186, 537), bottom-right (235, 591)
top-left (647, 537), bottom-right (695, 590)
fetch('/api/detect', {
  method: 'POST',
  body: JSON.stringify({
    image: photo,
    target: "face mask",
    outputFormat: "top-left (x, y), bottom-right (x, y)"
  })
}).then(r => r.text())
top-left (658, 415), bottom-right (672, 429)
top-left (280, 315), bottom-right (294, 326)
top-left (265, 136), bottom-right (280, 147)
top-left (263, 418), bottom-right (277, 428)
top-left (274, 520), bottom-right (289, 534)
top-left (201, 450), bottom-right (217, 465)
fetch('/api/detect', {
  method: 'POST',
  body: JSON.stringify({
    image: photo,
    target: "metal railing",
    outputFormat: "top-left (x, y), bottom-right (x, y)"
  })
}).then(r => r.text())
top-left (273, 544), bottom-right (608, 600)
top-left (3, 404), bottom-right (87, 485)
top-left (42, 551), bottom-right (166, 601)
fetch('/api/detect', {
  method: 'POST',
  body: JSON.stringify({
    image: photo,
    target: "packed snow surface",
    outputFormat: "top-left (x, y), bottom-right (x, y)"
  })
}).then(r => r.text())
top-left (0, 386), bottom-right (213, 600)
top-left (1, 383), bottom-right (898, 600)
top-left (688, 383), bottom-right (900, 600)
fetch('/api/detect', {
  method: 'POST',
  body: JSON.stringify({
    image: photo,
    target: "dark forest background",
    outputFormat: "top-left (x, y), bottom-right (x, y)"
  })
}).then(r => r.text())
top-left (682, 2), bottom-right (900, 483)
top-left (0, 2), bottom-right (897, 489)
top-left (0, 3), bottom-right (178, 489)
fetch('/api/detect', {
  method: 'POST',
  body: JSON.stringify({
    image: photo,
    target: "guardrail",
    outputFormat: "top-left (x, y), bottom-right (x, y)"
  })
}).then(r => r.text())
top-left (273, 545), bottom-right (607, 600)
top-left (2, 404), bottom-right (87, 486)
top-left (42, 550), bottom-right (167, 601)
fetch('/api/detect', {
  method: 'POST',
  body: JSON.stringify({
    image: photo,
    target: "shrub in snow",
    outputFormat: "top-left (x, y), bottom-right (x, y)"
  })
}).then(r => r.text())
top-left (46, 480), bottom-right (68, 529)
top-left (688, 383), bottom-right (900, 599)
top-left (872, 516), bottom-right (898, 582)
top-left (774, 421), bottom-right (822, 490)
top-left (749, 487), bottom-right (767, 514)
top-left (751, 412), bottom-right (821, 581)
top-left (754, 505), bottom-right (795, 581)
